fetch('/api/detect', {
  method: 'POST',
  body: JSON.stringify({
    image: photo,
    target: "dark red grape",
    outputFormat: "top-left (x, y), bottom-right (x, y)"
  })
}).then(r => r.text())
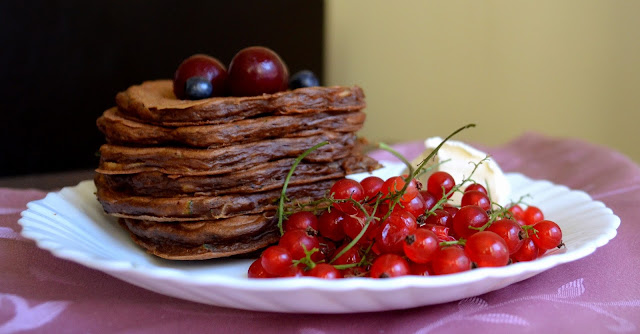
top-left (228, 46), bottom-right (289, 96)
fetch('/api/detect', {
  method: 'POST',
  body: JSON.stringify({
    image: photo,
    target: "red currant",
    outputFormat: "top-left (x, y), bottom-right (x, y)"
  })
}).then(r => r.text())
top-left (424, 209), bottom-right (453, 228)
top-left (227, 46), bottom-right (289, 96)
top-left (380, 176), bottom-right (419, 202)
top-left (538, 247), bottom-right (548, 257)
top-left (281, 264), bottom-right (306, 277)
top-left (283, 211), bottom-right (319, 233)
top-left (530, 220), bottom-right (563, 250)
top-left (317, 236), bottom-right (337, 261)
top-left (342, 210), bottom-right (374, 243)
top-left (409, 262), bottom-right (433, 276)
top-left (464, 231), bottom-right (510, 267)
top-left (360, 176), bottom-right (384, 201)
top-left (260, 246), bottom-right (293, 276)
top-left (511, 238), bottom-right (539, 262)
top-left (486, 218), bottom-right (525, 254)
top-left (452, 205), bottom-right (490, 239)
top-left (330, 179), bottom-right (365, 215)
top-left (369, 254), bottom-right (410, 278)
top-left (427, 171), bottom-right (455, 199)
top-left (173, 54), bottom-right (227, 99)
top-left (523, 205), bottom-right (544, 225)
top-left (279, 229), bottom-right (321, 261)
top-left (332, 244), bottom-right (362, 266)
top-left (404, 192), bottom-right (427, 219)
top-left (461, 190), bottom-right (491, 211)
top-left (317, 210), bottom-right (346, 242)
top-left (465, 183), bottom-right (487, 195)
top-left (403, 229), bottom-right (439, 263)
top-left (307, 264), bottom-right (343, 279)
top-left (248, 258), bottom-right (274, 278)
top-left (508, 204), bottom-right (524, 220)
top-left (431, 247), bottom-right (471, 275)
top-left (419, 190), bottom-right (438, 211)
top-left (442, 205), bottom-right (459, 218)
top-left (375, 209), bottom-right (417, 254)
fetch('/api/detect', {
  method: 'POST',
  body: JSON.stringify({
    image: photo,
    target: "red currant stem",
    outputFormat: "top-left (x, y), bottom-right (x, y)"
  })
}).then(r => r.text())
top-left (283, 197), bottom-right (333, 216)
top-left (378, 124), bottom-right (475, 221)
top-left (358, 241), bottom-right (375, 265)
top-left (367, 192), bottom-right (384, 205)
top-left (479, 176), bottom-right (497, 212)
top-left (413, 124), bottom-right (476, 174)
top-left (440, 239), bottom-right (466, 247)
top-left (415, 158), bottom-right (451, 179)
top-left (379, 142), bottom-right (415, 178)
top-left (515, 194), bottom-right (532, 204)
top-left (277, 141), bottom-right (329, 235)
top-left (490, 194), bottom-right (532, 221)
top-left (509, 195), bottom-right (533, 210)
top-left (332, 263), bottom-right (359, 270)
top-left (426, 191), bottom-right (454, 215)
top-left (384, 197), bottom-right (401, 221)
top-left (521, 225), bottom-right (539, 239)
top-left (457, 157), bottom-right (490, 192)
top-left (329, 198), bottom-right (379, 264)
top-left (293, 244), bottom-right (322, 270)
top-left (329, 242), bottom-right (373, 270)
top-left (468, 219), bottom-right (493, 232)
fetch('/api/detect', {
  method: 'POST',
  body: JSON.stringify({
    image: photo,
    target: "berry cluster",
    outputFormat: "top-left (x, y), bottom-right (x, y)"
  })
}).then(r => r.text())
top-left (248, 130), bottom-right (564, 279)
top-left (173, 47), bottom-right (319, 100)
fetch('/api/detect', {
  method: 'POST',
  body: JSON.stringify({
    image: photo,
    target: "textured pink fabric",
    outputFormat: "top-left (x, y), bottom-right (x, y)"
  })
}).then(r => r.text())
top-left (2, 133), bottom-right (640, 333)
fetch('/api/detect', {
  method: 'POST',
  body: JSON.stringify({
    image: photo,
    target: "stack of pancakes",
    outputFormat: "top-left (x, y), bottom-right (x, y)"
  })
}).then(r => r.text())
top-left (95, 80), bottom-right (379, 260)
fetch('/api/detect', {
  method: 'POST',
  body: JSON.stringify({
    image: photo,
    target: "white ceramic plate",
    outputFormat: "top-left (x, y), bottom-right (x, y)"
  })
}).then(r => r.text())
top-left (18, 164), bottom-right (620, 314)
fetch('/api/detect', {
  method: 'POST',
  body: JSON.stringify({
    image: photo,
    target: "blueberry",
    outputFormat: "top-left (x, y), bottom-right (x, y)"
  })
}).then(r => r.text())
top-left (289, 70), bottom-right (319, 89)
top-left (184, 76), bottom-right (213, 100)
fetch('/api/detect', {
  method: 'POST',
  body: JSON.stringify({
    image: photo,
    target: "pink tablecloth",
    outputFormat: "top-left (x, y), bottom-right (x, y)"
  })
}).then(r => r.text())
top-left (2, 133), bottom-right (640, 333)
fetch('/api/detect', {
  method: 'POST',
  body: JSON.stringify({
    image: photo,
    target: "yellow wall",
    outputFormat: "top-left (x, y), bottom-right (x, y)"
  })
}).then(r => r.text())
top-left (325, 0), bottom-right (640, 163)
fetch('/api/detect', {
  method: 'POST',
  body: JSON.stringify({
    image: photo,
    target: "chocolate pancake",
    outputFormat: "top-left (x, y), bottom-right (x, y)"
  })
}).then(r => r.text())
top-left (97, 132), bottom-right (358, 175)
top-left (98, 108), bottom-right (366, 147)
top-left (101, 155), bottom-right (380, 196)
top-left (120, 216), bottom-right (279, 260)
top-left (96, 175), bottom-right (333, 221)
top-left (121, 214), bottom-right (276, 247)
top-left (116, 80), bottom-right (365, 126)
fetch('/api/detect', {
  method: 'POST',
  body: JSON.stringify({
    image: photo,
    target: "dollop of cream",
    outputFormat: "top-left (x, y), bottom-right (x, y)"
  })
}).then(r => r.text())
top-left (408, 137), bottom-right (511, 206)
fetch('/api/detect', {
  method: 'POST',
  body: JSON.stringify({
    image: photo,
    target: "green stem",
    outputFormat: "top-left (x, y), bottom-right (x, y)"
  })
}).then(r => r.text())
top-left (379, 124), bottom-right (476, 220)
top-left (440, 239), bottom-right (466, 247)
top-left (277, 141), bottom-right (329, 235)
top-left (414, 124), bottom-right (476, 173)
top-left (379, 142), bottom-right (415, 177)
top-left (329, 199), bottom-right (379, 264)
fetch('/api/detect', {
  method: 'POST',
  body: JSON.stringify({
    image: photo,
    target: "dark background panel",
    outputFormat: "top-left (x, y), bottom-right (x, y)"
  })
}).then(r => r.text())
top-left (0, 0), bottom-right (324, 176)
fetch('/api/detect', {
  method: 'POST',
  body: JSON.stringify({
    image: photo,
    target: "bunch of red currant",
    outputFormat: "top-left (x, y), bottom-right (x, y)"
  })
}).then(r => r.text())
top-left (248, 135), bottom-right (564, 279)
top-left (173, 47), bottom-right (318, 100)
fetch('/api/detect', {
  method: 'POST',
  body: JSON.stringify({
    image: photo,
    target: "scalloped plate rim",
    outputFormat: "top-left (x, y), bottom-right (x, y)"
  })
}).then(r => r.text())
top-left (17, 169), bottom-right (621, 306)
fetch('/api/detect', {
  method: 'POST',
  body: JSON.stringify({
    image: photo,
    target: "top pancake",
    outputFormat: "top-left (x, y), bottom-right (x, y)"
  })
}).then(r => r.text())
top-left (116, 80), bottom-right (366, 126)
